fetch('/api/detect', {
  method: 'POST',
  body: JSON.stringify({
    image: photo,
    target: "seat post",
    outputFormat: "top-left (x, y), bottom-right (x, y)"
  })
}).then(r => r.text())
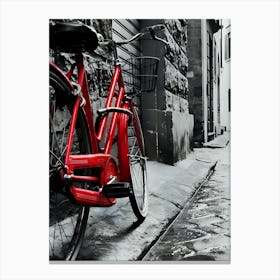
top-left (75, 53), bottom-right (84, 65)
top-left (53, 51), bottom-right (66, 69)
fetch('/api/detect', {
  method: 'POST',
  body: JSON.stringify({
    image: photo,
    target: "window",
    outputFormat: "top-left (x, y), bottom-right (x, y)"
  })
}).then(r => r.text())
top-left (228, 89), bottom-right (231, 112)
top-left (225, 32), bottom-right (231, 60)
top-left (213, 40), bottom-right (216, 79)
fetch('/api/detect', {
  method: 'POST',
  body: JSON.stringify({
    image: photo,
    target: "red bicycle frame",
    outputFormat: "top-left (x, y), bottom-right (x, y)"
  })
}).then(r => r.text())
top-left (50, 54), bottom-right (143, 207)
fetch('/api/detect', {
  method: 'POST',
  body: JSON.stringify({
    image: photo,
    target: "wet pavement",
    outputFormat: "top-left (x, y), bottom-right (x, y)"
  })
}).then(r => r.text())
top-left (70, 132), bottom-right (230, 261)
top-left (76, 158), bottom-right (216, 261)
top-left (143, 138), bottom-right (230, 262)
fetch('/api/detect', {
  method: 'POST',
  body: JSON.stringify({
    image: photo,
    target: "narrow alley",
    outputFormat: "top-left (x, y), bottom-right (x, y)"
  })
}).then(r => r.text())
top-left (143, 138), bottom-right (230, 261)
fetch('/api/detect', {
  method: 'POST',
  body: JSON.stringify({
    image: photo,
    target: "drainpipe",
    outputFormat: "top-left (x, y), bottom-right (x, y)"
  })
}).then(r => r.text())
top-left (201, 19), bottom-right (208, 143)
top-left (220, 19), bottom-right (223, 68)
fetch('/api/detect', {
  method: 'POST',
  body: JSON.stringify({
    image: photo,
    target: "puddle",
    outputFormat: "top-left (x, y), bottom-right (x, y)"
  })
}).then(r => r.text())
top-left (185, 254), bottom-right (215, 261)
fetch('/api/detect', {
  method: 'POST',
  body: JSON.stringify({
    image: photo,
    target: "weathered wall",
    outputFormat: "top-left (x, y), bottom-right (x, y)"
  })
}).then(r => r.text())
top-left (187, 19), bottom-right (222, 145)
top-left (141, 19), bottom-right (194, 164)
top-left (186, 20), bottom-right (204, 147)
top-left (219, 19), bottom-right (231, 132)
top-left (50, 19), bottom-right (113, 122)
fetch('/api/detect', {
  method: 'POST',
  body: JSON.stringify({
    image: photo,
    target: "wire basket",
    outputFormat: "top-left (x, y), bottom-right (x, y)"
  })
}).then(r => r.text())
top-left (122, 56), bottom-right (160, 94)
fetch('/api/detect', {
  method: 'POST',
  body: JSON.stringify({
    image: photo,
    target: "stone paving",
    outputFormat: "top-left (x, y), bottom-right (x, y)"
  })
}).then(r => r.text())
top-left (71, 133), bottom-right (230, 261)
top-left (143, 136), bottom-right (230, 262)
top-left (76, 157), bottom-right (216, 261)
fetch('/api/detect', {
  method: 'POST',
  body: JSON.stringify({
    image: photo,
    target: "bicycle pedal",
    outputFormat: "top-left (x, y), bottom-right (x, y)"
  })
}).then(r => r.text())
top-left (102, 182), bottom-right (131, 198)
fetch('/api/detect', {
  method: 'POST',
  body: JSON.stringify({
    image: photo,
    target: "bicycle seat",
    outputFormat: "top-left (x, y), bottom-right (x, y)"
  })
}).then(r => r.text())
top-left (50, 22), bottom-right (99, 53)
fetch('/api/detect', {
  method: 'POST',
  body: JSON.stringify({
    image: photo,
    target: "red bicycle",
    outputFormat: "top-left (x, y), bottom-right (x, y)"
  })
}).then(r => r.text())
top-left (49, 21), bottom-right (167, 260)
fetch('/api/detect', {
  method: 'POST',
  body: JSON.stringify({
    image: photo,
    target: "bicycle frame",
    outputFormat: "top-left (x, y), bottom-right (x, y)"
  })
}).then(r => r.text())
top-left (50, 54), bottom-right (143, 207)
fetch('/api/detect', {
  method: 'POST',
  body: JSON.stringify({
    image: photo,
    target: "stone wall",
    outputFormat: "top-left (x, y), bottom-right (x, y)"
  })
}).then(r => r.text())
top-left (141, 19), bottom-right (194, 164)
top-left (187, 19), bottom-right (221, 146)
top-left (50, 19), bottom-right (113, 121)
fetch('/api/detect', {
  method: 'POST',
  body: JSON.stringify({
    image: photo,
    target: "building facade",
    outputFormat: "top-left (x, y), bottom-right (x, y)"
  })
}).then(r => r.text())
top-left (187, 19), bottom-right (230, 146)
top-left (216, 19), bottom-right (231, 133)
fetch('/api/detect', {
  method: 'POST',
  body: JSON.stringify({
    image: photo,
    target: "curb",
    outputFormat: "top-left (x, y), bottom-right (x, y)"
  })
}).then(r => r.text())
top-left (140, 160), bottom-right (217, 260)
top-left (203, 140), bottom-right (229, 148)
top-left (203, 132), bottom-right (230, 149)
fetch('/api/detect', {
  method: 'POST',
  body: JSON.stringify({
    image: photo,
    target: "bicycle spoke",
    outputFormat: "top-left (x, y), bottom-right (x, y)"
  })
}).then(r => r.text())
top-left (50, 117), bottom-right (63, 158)
top-left (50, 96), bottom-right (57, 156)
top-left (71, 217), bottom-right (75, 231)
top-left (130, 157), bottom-right (144, 205)
top-left (49, 240), bottom-right (54, 256)
top-left (131, 163), bottom-right (141, 188)
top-left (60, 118), bottom-right (68, 154)
top-left (57, 222), bottom-right (68, 251)
top-left (130, 133), bottom-right (137, 155)
top-left (49, 110), bottom-right (71, 168)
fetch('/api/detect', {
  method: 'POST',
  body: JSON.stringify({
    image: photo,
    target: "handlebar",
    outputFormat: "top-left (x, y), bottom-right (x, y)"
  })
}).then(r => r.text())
top-left (115, 33), bottom-right (143, 46)
top-left (145, 24), bottom-right (169, 46)
top-left (98, 24), bottom-right (169, 47)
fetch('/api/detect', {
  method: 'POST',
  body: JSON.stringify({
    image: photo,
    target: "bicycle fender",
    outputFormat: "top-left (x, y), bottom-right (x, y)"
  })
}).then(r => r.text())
top-left (49, 62), bottom-right (74, 93)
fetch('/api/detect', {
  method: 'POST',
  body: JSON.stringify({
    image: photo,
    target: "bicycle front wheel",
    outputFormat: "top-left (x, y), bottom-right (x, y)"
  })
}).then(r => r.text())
top-left (49, 69), bottom-right (91, 260)
top-left (118, 107), bottom-right (148, 222)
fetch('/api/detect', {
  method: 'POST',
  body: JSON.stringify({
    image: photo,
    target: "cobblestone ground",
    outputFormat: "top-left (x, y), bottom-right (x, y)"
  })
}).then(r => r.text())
top-left (143, 144), bottom-right (230, 261)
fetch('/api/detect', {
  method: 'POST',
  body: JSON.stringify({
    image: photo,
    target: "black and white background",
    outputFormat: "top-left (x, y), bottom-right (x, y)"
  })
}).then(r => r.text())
top-left (0, 0), bottom-right (280, 279)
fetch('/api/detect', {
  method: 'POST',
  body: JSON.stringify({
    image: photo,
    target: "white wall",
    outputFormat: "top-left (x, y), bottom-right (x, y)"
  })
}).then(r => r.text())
top-left (213, 19), bottom-right (231, 134)
top-left (220, 19), bottom-right (231, 131)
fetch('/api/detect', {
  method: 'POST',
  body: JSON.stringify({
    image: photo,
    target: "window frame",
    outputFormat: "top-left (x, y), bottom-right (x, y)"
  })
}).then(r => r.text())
top-left (225, 31), bottom-right (231, 61)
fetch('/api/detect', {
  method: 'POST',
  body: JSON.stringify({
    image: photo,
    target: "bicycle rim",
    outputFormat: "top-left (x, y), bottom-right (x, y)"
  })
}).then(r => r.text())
top-left (49, 72), bottom-right (90, 260)
top-left (126, 113), bottom-right (148, 221)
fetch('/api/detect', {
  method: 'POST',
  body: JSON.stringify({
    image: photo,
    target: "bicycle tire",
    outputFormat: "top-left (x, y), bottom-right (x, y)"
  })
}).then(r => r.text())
top-left (118, 107), bottom-right (148, 221)
top-left (49, 69), bottom-right (90, 260)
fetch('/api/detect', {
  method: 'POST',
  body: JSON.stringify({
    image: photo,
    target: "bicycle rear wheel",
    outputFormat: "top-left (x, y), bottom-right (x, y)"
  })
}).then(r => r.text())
top-left (118, 107), bottom-right (148, 221)
top-left (49, 69), bottom-right (90, 260)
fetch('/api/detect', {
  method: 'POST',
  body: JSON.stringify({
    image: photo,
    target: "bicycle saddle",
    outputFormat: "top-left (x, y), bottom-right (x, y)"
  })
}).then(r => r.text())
top-left (50, 22), bottom-right (99, 53)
